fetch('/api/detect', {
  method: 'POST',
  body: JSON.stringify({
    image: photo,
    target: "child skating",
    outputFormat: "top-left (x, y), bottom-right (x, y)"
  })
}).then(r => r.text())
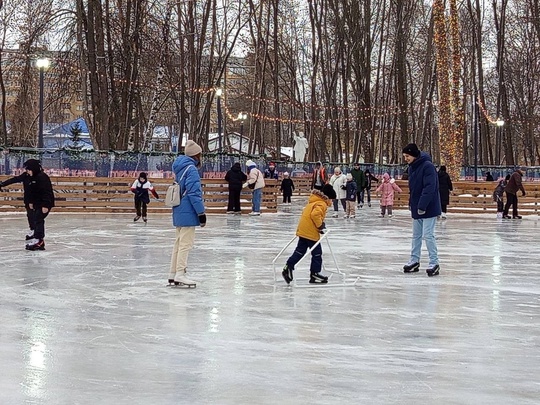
top-left (282, 184), bottom-right (336, 285)
top-left (375, 173), bottom-right (402, 217)
top-left (130, 172), bottom-right (159, 222)
top-left (280, 172), bottom-right (295, 205)
top-left (344, 173), bottom-right (357, 218)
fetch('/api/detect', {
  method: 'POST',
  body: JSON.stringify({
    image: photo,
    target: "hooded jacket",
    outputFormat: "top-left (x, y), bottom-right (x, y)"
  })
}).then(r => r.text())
top-left (225, 163), bottom-right (247, 191)
top-left (437, 168), bottom-right (453, 206)
top-left (296, 189), bottom-right (332, 242)
top-left (376, 173), bottom-right (402, 206)
top-left (24, 160), bottom-right (55, 209)
top-left (407, 151), bottom-right (441, 219)
top-left (246, 165), bottom-right (265, 190)
top-left (171, 155), bottom-right (205, 227)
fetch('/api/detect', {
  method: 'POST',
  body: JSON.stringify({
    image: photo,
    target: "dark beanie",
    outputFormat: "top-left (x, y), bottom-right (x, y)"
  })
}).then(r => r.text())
top-left (139, 172), bottom-right (148, 180)
top-left (402, 143), bottom-right (420, 158)
top-left (321, 184), bottom-right (337, 200)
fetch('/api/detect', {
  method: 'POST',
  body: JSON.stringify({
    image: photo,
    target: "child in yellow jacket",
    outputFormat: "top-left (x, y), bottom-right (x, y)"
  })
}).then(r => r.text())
top-left (282, 184), bottom-right (337, 284)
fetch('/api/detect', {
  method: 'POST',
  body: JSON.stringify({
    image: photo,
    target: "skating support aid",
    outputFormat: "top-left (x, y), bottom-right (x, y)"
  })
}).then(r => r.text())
top-left (272, 230), bottom-right (359, 288)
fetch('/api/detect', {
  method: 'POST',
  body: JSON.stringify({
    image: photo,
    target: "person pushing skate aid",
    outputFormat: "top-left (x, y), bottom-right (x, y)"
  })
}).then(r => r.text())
top-left (282, 184), bottom-right (337, 285)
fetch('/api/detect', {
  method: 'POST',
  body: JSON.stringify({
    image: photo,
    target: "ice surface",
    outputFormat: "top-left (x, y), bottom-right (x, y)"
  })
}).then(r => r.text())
top-left (1, 201), bottom-right (539, 404)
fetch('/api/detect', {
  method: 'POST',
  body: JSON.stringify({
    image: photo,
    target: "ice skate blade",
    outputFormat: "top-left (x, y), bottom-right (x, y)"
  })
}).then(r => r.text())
top-left (167, 282), bottom-right (196, 288)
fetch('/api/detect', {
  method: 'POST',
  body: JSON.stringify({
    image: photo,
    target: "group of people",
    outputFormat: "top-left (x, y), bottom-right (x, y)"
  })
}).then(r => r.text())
top-left (283, 142), bottom-right (442, 285)
top-left (1, 139), bottom-right (529, 289)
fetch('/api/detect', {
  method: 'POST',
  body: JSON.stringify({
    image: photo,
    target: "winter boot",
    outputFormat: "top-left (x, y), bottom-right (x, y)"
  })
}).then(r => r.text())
top-left (26, 239), bottom-right (45, 251)
top-left (426, 264), bottom-right (440, 277)
top-left (309, 272), bottom-right (328, 284)
top-left (403, 261), bottom-right (420, 273)
top-left (282, 264), bottom-right (293, 284)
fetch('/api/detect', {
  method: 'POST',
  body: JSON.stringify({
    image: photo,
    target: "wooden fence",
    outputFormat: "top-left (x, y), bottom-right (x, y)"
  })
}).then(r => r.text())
top-left (0, 176), bottom-right (279, 214)
top-left (290, 178), bottom-right (540, 215)
top-left (2, 175), bottom-right (540, 215)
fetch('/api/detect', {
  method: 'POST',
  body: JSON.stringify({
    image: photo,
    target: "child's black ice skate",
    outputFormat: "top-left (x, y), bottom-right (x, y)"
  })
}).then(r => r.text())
top-left (426, 264), bottom-right (440, 277)
top-left (403, 261), bottom-right (420, 273)
top-left (309, 272), bottom-right (328, 284)
top-left (143, 217), bottom-right (147, 222)
top-left (134, 216), bottom-right (141, 222)
top-left (26, 239), bottom-right (45, 251)
top-left (282, 265), bottom-right (293, 285)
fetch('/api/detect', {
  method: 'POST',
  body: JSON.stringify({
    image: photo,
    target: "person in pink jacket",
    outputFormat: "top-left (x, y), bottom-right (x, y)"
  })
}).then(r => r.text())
top-left (376, 173), bottom-right (402, 218)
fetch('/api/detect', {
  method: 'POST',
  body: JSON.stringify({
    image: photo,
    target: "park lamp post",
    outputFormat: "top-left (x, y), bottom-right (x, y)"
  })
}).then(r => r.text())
top-left (216, 88), bottom-right (223, 153)
top-left (237, 112), bottom-right (247, 154)
top-left (494, 118), bottom-right (505, 169)
top-left (36, 58), bottom-right (50, 149)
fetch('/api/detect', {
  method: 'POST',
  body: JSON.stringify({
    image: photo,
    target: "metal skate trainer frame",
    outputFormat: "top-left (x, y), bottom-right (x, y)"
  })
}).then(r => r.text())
top-left (272, 230), bottom-right (359, 288)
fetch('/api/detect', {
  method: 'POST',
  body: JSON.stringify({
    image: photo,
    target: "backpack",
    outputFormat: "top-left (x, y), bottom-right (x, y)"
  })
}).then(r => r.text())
top-left (164, 166), bottom-right (192, 207)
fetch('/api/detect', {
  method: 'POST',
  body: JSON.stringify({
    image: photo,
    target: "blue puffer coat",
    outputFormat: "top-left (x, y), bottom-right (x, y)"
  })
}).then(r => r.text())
top-left (172, 155), bottom-right (205, 227)
top-left (407, 151), bottom-right (441, 219)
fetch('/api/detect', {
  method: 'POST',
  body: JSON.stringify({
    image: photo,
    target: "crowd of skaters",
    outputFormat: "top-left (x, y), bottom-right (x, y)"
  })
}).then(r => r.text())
top-left (0, 140), bottom-right (530, 287)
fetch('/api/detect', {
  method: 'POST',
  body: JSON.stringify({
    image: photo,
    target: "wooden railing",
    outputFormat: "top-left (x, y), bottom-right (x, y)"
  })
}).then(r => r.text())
top-left (1, 175), bottom-right (539, 215)
top-left (288, 178), bottom-right (540, 215)
top-left (0, 176), bottom-right (279, 214)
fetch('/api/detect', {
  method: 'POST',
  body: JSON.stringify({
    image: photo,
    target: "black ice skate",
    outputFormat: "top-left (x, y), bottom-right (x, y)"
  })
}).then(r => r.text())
top-left (309, 272), bottom-right (328, 284)
top-left (134, 216), bottom-right (141, 222)
top-left (403, 261), bottom-right (420, 273)
top-left (282, 265), bottom-right (293, 284)
top-left (426, 264), bottom-right (440, 277)
top-left (25, 232), bottom-right (34, 241)
top-left (143, 217), bottom-right (148, 222)
top-left (26, 239), bottom-right (45, 251)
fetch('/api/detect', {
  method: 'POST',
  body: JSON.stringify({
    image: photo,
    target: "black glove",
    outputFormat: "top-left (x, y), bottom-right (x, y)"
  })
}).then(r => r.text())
top-left (318, 221), bottom-right (326, 234)
top-left (198, 214), bottom-right (207, 227)
top-left (522, 191), bottom-right (526, 197)
top-left (340, 185), bottom-right (346, 190)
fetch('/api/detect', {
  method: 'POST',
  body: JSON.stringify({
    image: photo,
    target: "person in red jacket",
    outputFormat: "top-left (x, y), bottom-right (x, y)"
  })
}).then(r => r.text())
top-left (311, 161), bottom-right (327, 190)
top-left (503, 167), bottom-right (526, 219)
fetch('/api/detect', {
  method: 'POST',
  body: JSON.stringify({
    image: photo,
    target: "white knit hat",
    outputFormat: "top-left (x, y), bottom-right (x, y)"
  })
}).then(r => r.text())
top-left (246, 160), bottom-right (256, 167)
top-left (184, 140), bottom-right (202, 157)
top-left (346, 173), bottom-right (353, 180)
top-left (283, 171), bottom-right (289, 176)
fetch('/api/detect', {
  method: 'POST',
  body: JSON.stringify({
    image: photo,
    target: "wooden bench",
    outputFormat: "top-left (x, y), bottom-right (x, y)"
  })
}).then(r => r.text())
top-left (0, 176), bottom-right (279, 214)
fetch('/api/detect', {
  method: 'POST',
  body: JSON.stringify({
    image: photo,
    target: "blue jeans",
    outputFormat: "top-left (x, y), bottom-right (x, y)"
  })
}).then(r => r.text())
top-left (410, 217), bottom-right (438, 266)
top-left (286, 237), bottom-right (323, 274)
top-left (252, 188), bottom-right (262, 212)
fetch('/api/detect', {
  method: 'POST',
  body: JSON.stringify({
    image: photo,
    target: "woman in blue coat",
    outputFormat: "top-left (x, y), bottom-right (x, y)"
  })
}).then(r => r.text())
top-left (168, 140), bottom-right (207, 287)
top-left (402, 143), bottom-right (441, 277)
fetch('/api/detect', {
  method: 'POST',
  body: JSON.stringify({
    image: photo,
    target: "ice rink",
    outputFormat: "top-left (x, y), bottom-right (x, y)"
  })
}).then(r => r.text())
top-left (1, 200), bottom-right (539, 404)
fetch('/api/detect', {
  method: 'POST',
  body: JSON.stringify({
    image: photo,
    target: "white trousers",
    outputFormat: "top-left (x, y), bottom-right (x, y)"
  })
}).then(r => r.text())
top-left (169, 226), bottom-right (196, 279)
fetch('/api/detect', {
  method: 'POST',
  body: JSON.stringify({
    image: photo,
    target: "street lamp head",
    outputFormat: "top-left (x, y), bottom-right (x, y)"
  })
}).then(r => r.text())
top-left (215, 88), bottom-right (223, 97)
top-left (36, 58), bottom-right (50, 69)
top-left (495, 119), bottom-right (505, 127)
top-left (237, 112), bottom-right (247, 121)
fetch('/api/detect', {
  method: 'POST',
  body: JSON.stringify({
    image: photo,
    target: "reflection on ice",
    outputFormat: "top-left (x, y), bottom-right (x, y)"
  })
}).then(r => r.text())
top-left (0, 207), bottom-right (539, 404)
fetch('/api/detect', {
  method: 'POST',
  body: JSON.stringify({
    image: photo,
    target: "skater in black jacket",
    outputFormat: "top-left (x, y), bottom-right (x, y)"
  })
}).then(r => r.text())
top-left (0, 167), bottom-right (37, 242)
top-left (22, 159), bottom-right (55, 250)
top-left (225, 162), bottom-right (247, 213)
top-left (280, 172), bottom-right (295, 205)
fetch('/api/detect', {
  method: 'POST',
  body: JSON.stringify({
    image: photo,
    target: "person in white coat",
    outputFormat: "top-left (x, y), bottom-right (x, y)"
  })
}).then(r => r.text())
top-left (329, 167), bottom-right (347, 218)
top-left (243, 160), bottom-right (266, 215)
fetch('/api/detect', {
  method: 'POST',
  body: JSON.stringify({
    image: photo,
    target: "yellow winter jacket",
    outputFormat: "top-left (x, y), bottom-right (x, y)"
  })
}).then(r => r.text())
top-left (296, 189), bottom-right (332, 241)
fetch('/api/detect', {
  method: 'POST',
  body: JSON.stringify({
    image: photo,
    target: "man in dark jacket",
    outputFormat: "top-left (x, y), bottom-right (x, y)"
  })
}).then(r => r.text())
top-left (503, 167), bottom-right (526, 219)
top-left (0, 168), bottom-right (36, 241)
top-left (350, 163), bottom-right (366, 208)
top-left (437, 166), bottom-right (453, 219)
top-left (402, 144), bottom-right (441, 277)
top-left (22, 159), bottom-right (55, 250)
top-left (225, 162), bottom-right (247, 213)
